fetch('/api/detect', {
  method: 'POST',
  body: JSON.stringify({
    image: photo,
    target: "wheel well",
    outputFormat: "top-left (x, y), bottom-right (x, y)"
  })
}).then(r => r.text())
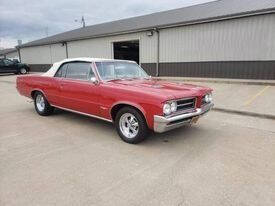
top-left (111, 104), bottom-right (146, 122)
top-left (31, 90), bottom-right (40, 99)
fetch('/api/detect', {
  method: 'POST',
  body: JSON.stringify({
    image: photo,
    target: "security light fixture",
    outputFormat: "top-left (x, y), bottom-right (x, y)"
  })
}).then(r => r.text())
top-left (146, 31), bottom-right (154, 37)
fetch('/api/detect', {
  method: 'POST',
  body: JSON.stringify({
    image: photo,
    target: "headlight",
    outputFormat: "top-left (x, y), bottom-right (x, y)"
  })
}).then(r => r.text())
top-left (163, 103), bottom-right (171, 115)
top-left (163, 101), bottom-right (177, 115)
top-left (205, 93), bottom-right (213, 103)
top-left (205, 94), bottom-right (209, 102)
top-left (170, 101), bottom-right (177, 112)
top-left (208, 93), bottom-right (213, 102)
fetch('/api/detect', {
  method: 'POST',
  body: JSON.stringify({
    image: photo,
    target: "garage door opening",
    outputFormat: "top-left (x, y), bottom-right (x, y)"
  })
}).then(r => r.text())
top-left (113, 40), bottom-right (139, 64)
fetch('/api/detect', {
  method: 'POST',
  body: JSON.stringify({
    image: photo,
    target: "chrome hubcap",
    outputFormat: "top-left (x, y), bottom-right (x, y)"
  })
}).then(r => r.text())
top-left (20, 68), bottom-right (27, 74)
top-left (119, 113), bottom-right (139, 139)
top-left (36, 94), bottom-right (45, 112)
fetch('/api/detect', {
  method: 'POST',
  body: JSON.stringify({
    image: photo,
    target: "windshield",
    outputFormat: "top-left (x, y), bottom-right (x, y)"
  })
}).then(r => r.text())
top-left (95, 61), bottom-right (149, 81)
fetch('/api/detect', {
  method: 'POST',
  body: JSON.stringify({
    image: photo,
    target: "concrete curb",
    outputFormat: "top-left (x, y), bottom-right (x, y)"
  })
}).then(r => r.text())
top-left (213, 107), bottom-right (275, 120)
top-left (154, 77), bottom-right (275, 86)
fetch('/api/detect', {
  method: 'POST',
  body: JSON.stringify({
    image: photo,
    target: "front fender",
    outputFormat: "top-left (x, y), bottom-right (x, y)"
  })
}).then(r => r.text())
top-left (110, 101), bottom-right (150, 126)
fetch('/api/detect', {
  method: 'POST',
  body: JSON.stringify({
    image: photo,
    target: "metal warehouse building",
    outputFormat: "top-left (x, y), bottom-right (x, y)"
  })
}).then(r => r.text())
top-left (0, 48), bottom-right (19, 59)
top-left (17, 0), bottom-right (275, 79)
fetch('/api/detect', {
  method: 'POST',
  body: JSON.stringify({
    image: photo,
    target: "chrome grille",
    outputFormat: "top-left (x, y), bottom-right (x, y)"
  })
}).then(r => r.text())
top-left (176, 98), bottom-right (196, 112)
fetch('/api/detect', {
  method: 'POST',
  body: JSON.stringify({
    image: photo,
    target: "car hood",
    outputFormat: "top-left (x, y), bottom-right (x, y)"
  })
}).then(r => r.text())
top-left (109, 79), bottom-right (212, 100)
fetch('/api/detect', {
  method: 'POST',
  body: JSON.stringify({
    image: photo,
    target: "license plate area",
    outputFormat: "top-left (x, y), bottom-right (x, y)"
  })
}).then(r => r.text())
top-left (191, 116), bottom-right (200, 124)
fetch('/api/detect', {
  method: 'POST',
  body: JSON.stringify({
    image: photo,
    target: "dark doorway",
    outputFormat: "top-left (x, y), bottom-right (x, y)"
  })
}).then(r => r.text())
top-left (113, 40), bottom-right (139, 64)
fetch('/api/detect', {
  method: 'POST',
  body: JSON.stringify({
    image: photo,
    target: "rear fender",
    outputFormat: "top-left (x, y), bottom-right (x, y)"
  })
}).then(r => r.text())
top-left (31, 89), bottom-right (48, 100)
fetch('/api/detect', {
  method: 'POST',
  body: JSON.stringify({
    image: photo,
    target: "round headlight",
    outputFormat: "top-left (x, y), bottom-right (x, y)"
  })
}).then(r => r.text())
top-left (170, 101), bottom-right (177, 112)
top-left (208, 93), bottom-right (213, 102)
top-left (205, 94), bottom-right (210, 103)
top-left (163, 103), bottom-right (171, 115)
top-left (205, 93), bottom-right (212, 103)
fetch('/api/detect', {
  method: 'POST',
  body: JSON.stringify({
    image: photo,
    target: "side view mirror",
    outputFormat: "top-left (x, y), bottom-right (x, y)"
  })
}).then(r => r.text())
top-left (91, 77), bottom-right (99, 84)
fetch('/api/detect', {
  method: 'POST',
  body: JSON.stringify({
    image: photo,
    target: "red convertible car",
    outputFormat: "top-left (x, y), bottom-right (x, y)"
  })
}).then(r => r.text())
top-left (16, 58), bottom-right (213, 144)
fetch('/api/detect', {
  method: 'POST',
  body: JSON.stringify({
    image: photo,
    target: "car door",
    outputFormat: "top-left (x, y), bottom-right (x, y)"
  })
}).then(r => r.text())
top-left (2, 59), bottom-right (17, 73)
top-left (48, 63), bottom-right (68, 105)
top-left (0, 59), bottom-right (5, 73)
top-left (58, 62), bottom-right (100, 116)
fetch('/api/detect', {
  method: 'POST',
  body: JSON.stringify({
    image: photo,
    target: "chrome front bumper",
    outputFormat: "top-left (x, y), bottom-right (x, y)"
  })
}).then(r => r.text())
top-left (154, 102), bottom-right (214, 133)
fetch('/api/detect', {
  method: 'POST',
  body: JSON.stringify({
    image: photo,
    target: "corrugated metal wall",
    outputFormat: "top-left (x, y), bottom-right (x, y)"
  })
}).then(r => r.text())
top-left (50, 44), bottom-right (67, 63)
top-left (6, 51), bottom-right (19, 59)
top-left (20, 43), bottom-right (66, 64)
top-left (150, 13), bottom-right (275, 79)
top-left (67, 32), bottom-right (157, 64)
top-left (159, 61), bottom-right (275, 79)
top-left (159, 14), bottom-right (275, 62)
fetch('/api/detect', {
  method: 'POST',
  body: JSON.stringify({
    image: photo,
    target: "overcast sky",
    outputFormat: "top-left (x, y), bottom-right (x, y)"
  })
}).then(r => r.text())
top-left (0, 0), bottom-right (214, 48)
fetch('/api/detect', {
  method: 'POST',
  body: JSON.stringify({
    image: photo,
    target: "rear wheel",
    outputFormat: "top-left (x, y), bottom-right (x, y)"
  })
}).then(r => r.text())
top-left (34, 92), bottom-right (54, 116)
top-left (115, 107), bottom-right (148, 144)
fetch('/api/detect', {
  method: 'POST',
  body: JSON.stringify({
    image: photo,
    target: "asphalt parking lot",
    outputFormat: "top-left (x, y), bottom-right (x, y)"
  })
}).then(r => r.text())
top-left (0, 74), bottom-right (274, 206)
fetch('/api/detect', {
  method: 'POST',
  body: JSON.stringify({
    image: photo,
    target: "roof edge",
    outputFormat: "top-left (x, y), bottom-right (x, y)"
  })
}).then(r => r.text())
top-left (0, 48), bottom-right (18, 55)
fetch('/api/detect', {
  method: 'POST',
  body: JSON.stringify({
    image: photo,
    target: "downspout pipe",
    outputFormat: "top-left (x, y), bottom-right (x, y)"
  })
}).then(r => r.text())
top-left (17, 48), bottom-right (21, 62)
top-left (154, 28), bottom-right (160, 77)
top-left (65, 42), bottom-right (68, 58)
top-left (62, 42), bottom-right (69, 58)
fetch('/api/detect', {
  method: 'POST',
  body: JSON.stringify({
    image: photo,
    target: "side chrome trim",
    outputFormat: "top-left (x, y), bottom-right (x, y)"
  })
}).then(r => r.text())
top-left (51, 105), bottom-right (113, 123)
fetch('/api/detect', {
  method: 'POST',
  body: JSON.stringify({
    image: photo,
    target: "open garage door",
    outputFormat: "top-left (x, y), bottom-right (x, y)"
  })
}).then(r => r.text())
top-left (113, 40), bottom-right (139, 64)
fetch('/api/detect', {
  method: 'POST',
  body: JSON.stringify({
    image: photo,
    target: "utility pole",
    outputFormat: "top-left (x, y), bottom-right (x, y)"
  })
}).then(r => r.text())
top-left (75, 16), bottom-right (86, 28)
top-left (81, 16), bottom-right (86, 28)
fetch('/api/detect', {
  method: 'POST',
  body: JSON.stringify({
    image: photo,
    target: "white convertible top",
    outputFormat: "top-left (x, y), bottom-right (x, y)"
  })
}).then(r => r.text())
top-left (42, 57), bottom-right (134, 77)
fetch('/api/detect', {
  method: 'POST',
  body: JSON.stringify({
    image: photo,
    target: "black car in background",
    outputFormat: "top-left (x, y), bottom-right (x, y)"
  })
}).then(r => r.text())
top-left (0, 59), bottom-right (30, 74)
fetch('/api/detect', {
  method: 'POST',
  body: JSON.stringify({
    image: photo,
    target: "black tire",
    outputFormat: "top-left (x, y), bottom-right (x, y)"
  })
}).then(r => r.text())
top-left (115, 107), bottom-right (148, 144)
top-left (34, 92), bottom-right (54, 116)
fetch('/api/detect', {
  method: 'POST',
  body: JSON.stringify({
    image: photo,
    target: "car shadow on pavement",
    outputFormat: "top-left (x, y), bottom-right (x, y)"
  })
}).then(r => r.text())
top-left (149, 125), bottom-right (203, 142)
top-left (51, 108), bottom-right (208, 145)
top-left (52, 108), bottom-right (114, 128)
top-left (22, 106), bottom-right (216, 156)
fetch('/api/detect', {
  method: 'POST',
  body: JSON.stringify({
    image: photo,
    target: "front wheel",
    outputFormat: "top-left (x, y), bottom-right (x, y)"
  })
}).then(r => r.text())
top-left (19, 67), bottom-right (27, 74)
top-left (34, 92), bottom-right (54, 116)
top-left (115, 107), bottom-right (148, 144)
